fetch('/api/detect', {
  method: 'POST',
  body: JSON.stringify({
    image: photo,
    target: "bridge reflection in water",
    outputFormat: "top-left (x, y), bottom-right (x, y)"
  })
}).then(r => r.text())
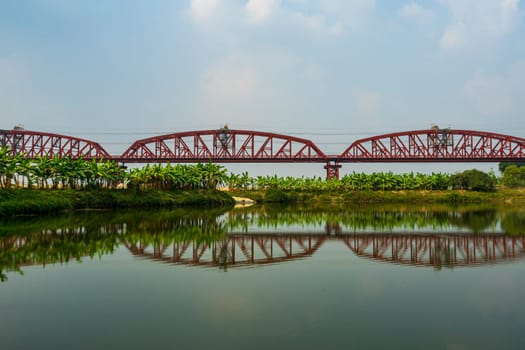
top-left (125, 233), bottom-right (525, 269)
top-left (3, 206), bottom-right (525, 280)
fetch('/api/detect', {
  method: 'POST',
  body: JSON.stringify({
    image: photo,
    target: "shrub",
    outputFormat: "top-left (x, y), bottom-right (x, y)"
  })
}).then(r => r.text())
top-left (450, 169), bottom-right (495, 192)
top-left (502, 165), bottom-right (525, 188)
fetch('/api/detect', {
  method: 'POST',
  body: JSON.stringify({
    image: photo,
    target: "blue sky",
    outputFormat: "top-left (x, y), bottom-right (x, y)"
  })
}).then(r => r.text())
top-left (1, 0), bottom-right (524, 175)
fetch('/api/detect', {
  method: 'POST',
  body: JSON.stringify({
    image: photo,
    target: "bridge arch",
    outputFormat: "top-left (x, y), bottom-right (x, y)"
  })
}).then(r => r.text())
top-left (124, 234), bottom-right (327, 268)
top-left (339, 129), bottom-right (525, 162)
top-left (342, 234), bottom-right (525, 268)
top-left (123, 234), bottom-right (525, 269)
top-left (0, 129), bottom-right (110, 159)
top-left (119, 129), bottom-right (327, 163)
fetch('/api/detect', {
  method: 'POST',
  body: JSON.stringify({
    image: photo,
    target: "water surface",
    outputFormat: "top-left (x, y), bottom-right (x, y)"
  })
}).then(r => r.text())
top-left (1, 204), bottom-right (525, 350)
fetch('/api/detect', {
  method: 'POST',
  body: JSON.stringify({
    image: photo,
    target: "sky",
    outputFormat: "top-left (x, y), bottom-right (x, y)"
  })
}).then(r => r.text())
top-left (1, 0), bottom-right (524, 176)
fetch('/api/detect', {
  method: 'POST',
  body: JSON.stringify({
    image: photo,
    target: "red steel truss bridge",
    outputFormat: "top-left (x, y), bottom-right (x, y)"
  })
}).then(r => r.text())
top-left (2, 127), bottom-right (525, 179)
top-left (125, 233), bottom-right (525, 269)
top-left (5, 232), bottom-right (525, 270)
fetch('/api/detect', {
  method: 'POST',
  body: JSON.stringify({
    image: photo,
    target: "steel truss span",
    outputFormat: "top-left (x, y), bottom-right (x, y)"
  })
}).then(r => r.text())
top-left (119, 129), bottom-right (327, 163)
top-left (5, 231), bottom-right (525, 269)
top-left (2, 127), bottom-right (525, 179)
top-left (123, 234), bottom-right (525, 269)
top-left (0, 129), bottom-right (110, 160)
top-left (124, 234), bottom-right (326, 268)
top-left (342, 234), bottom-right (525, 268)
top-left (340, 129), bottom-right (525, 162)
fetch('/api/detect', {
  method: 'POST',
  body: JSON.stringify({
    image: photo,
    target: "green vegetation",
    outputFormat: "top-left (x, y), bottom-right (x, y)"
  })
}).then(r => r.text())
top-left (502, 165), bottom-right (525, 188)
top-left (2, 146), bottom-right (525, 213)
top-left (227, 171), bottom-right (451, 192)
top-left (226, 169), bottom-right (518, 204)
top-left (227, 169), bottom-right (497, 193)
top-left (449, 169), bottom-right (496, 192)
top-left (0, 146), bottom-right (228, 190)
top-left (0, 146), bottom-right (234, 216)
top-left (0, 188), bottom-right (234, 217)
top-left (498, 162), bottom-right (525, 173)
top-left (225, 203), bottom-right (513, 233)
top-left (2, 204), bottom-right (525, 281)
top-left (0, 208), bottom-right (229, 281)
top-left (229, 188), bottom-right (525, 205)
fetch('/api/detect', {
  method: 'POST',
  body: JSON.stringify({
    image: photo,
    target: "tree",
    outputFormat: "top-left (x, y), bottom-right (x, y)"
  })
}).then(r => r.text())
top-left (502, 165), bottom-right (525, 188)
top-left (450, 169), bottom-right (495, 192)
top-left (498, 162), bottom-right (525, 174)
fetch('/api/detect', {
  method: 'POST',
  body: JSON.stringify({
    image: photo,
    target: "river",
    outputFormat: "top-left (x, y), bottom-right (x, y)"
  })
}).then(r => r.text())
top-left (1, 204), bottom-right (525, 349)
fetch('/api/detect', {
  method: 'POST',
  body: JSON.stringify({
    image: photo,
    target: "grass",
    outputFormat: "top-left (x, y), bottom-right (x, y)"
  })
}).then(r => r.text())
top-left (3, 187), bottom-right (525, 218)
top-left (0, 188), bottom-right (235, 217)
top-left (227, 187), bottom-right (525, 206)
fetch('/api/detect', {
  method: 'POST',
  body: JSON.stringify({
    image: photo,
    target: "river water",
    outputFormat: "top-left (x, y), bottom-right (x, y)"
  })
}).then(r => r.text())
top-left (1, 204), bottom-right (525, 350)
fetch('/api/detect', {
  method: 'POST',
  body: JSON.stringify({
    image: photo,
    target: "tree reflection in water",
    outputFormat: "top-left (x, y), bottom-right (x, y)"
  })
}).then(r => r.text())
top-left (1, 204), bottom-right (525, 280)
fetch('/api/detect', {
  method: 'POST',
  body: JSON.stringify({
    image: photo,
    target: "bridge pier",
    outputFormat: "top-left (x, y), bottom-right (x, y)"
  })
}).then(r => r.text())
top-left (324, 161), bottom-right (342, 180)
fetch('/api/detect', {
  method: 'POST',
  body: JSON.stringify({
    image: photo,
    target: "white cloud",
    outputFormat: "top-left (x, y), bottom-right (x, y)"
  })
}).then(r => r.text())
top-left (289, 12), bottom-right (344, 36)
top-left (290, 11), bottom-right (320, 30)
top-left (463, 72), bottom-right (512, 115)
top-left (354, 90), bottom-right (382, 115)
top-left (304, 63), bottom-right (322, 81)
top-left (439, 0), bottom-right (520, 50)
top-left (319, 0), bottom-right (376, 30)
top-left (440, 23), bottom-right (467, 49)
top-left (187, 0), bottom-right (369, 37)
top-left (284, 0), bottom-right (375, 36)
top-left (328, 21), bottom-right (344, 35)
top-left (200, 56), bottom-right (259, 100)
top-left (399, 3), bottom-right (435, 23)
top-left (245, 0), bottom-right (280, 23)
top-left (189, 0), bottom-right (219, 22)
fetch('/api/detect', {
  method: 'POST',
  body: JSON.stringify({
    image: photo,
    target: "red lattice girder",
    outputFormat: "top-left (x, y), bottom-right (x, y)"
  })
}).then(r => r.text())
top-left (339, 129), bottom-right (525, 162)
top-left (0, 129), bottom-right (110, 159)
top-left (124, 234), bottom-right (327, 267)
top-left (342, 234), bottom-right (525, 267)
top-left (119, 129), bottom-right (327, 163)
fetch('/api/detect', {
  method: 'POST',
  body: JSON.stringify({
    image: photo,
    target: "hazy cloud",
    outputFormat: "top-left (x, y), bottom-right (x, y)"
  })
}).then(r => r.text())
top-left (201, 56), bottom-right (259, 100)
top-left (354, 90), bottom-right (382, 115)
top-left (439, 0), bottom-right (521, 49)
top-left (304, 63), bottom-right (323, 81)
top-left (0, 55), bottom-right (27, 123)
top-left (188, 0), bottom-right (371, 37)
top-left (440, 22), bottom-right (467, 49)
top-left (189, 0), bottom-right (220, 22)
top-left (289, 11), bottom-right (344, 36)
top-left (509, 60), bottom-right (525, 97)
top-left (399, 3), bottom-right (435, 23)
top-left (464, 72), bottom-right (512, 115)
top-left (319, 0), bottom-right (376, 30)
top-left (245, 0), bottom-right (280, 23)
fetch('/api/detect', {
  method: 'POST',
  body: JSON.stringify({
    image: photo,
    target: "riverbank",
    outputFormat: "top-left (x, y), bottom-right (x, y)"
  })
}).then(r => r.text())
top-left (3, 187), bottom-right (525, 218)
top-left (0, 188), bottom-right (235, 217)
top-left (227, 188), bottom-right (525, 205)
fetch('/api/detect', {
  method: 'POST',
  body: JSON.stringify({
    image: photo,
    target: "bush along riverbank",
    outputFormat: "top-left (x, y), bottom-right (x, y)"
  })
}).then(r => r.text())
top-left (224, 169), bottom-right (524, 205)
top-left (227, 188), bottom-right (525, 205)
top-left (0, 189), bottom-right (235, 217)
top-left (2, 145), bottom-right (524, 214)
